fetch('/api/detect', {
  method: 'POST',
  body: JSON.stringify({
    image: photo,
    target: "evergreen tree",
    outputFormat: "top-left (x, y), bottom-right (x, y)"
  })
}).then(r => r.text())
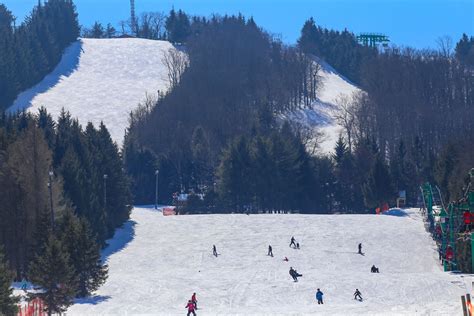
top-left (0, 246), bottom-right (18, 316)
top-left (28, 234), bottom-right (77, 316)
top-left (58, 211), bottom-right (108, 298)
top-left (363, 155), bottom-right (395, 209)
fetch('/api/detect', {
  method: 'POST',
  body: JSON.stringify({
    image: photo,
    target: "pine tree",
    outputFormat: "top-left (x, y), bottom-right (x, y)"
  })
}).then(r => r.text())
top-left (58, 211), bottom-right (108, 298)
top-left (363, 155), bottom-right (395, 209)
top-left (0, 246), bottom-right (18, 316)
top-left (28, 234), bottom-right (77, 316)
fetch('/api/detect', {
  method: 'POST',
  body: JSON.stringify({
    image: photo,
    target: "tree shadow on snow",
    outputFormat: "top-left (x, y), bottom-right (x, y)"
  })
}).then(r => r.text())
top-left (8, 40), bottom-right (83, 113)
top-left (101, 219), bottom-right (137, 262)
top-left (74, 295), bottom-right (111, 305)
top-left (381, 208), bottom-right (408, 217)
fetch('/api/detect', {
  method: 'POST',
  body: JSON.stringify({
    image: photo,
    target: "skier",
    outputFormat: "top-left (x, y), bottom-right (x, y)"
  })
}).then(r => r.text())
top-left (213, 245), bottom-right (218, 257)
top-left (191, 292), bottom-right (198, 310)
top-left (283, 257), bottom-right (289, 262)
top-left (185, 299), bottom-right (197, 316)
top-left (290, 236), bottom-right (296, 248)
top-left (316, 288), bottom-right (324, 304)
top-left (268, 245), bottom-right (273, 257)
top-left (358, 243), bottom-right (362, 254)
top-left (354, 289), bottom-right (363, 301)
top-left (371, 265), bottom-right (379, 273)
top-left (289, 267), bottom-right (302, 282)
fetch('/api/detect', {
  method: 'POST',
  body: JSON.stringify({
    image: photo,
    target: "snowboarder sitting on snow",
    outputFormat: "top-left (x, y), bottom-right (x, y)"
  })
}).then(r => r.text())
top-left (283, 257), bottom-right (289, 262)
top-left (290, 236), bottom-right (296, 248)
top-left (213, 245), bottom-right (218, 257)
top-left (354, 289), bottom-right (363, 301)
top-left (316, 288), bottom-right (324, 304)
top-left (371, 265), bottom-right (379, 273)
top-left (186, 300), bottom-right (196, 316)
top-left (191, 292), bottom-right (198, 309)
top-left (289, 267), bottom-right (302, 282)
top-left (358, 243), bottom-right (363, 254)
top-left (268, 245), bottom-right (273, 257)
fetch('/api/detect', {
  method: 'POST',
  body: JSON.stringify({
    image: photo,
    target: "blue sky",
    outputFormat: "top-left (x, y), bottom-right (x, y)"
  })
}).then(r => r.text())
top-left (3, 0), bottom-right (473, 49)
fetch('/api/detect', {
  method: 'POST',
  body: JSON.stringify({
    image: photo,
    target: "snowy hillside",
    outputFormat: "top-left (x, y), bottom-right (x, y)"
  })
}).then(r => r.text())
top-left (68, 207), bottom-right (467, 315)
top-left (288, 59), bottom-right (361, 155)
top-left (8, 38), bottom-right (174, 146)
top-left (8, 38), bottom-right (356, 153)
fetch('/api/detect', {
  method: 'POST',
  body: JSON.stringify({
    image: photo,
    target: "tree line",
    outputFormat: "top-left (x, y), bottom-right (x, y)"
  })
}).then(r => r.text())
top-left (0, 109), bottom-right (131, 314)
top-left (0, 0), bottom-right (80, 111)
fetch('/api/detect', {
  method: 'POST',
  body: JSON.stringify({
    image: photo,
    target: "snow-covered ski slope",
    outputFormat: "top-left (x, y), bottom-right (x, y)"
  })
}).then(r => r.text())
top-left (9, 38), bottom-right (357, 152)
top-left (8, 38), bottom-right (174, 147)
top-left (287, 59), bottom-right (361, 155)
top-left (68, 207), bottom-right (467, 315)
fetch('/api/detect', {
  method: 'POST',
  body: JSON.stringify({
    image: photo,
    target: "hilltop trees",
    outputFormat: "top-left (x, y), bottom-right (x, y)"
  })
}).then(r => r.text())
top-left (298, 17), bottom-right (376, 84)
top-left (0, 1), bottom-right (79, 110)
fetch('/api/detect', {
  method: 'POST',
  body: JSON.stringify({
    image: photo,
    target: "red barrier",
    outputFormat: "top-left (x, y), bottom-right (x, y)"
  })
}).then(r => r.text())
top-left (163, 207), bottom-right (176, 216)
top-left (17, 298), bottom-right (46, 316)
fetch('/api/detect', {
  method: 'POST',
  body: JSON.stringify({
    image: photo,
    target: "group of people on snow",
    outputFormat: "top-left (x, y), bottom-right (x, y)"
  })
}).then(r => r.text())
top-left (206, 237), bottom-right (371, 309)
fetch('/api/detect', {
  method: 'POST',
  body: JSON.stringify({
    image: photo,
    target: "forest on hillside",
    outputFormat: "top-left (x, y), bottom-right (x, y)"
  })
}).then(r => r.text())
top-left (0, 0), bottom-right (79, 111)
top-left (124, 11), bottom-right (474, 214)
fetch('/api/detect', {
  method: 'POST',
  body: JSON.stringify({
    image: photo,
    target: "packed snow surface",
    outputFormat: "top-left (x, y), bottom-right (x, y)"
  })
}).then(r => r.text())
top-left (67, 207), bottom-right (468, 315)
top-left (8, 38), bottom-right (174, 146)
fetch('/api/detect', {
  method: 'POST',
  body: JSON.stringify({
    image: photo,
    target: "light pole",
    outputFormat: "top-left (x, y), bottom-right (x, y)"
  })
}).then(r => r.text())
top-left (155, 169), bottom-right (159, 209)
top-left (48, 170), bottom-right (54, 230)
top-left (103, 174), bottom-right (108, 209)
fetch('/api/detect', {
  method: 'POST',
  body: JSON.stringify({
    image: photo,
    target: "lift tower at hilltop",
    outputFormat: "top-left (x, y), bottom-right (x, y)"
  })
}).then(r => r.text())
top-left (357, 33), bottom-right (390, 48)
top-left (130, 0), bottom-right (137, 34)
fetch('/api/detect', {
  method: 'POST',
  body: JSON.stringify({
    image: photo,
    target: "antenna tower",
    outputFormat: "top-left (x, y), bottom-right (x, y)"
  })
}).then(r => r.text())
top-left (130, 0), bottom-right (136, 34)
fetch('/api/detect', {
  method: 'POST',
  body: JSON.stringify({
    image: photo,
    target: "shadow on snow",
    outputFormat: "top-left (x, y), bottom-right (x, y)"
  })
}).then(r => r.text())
top-left (74, 295), bottom-right (111, 305)
top-left (101, 219), bottom-right (137, 262)
top-left (8, 40), bottom-right (83, 113)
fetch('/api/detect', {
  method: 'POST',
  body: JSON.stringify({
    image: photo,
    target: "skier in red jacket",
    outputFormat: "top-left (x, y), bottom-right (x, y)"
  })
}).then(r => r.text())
top-left (185, 300), bottom-right (196, 316)
top-left (191, 292), bottom-right (198, 309)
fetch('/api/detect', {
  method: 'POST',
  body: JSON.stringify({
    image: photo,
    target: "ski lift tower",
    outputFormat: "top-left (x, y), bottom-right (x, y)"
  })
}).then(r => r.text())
top-left (130, 0), bottom-right (137, 34)
top-left (357, 33), bottom-right (390, 48)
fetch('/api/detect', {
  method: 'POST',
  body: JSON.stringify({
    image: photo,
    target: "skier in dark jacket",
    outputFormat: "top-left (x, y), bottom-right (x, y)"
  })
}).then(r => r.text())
top-left (290, 236), bottom-right (296, 248)
top-left (371, 265), bottom-right (379, 273)
top-left (354, 289), bottom-right (363, 301)
top-left (213, 245), bottom-right (218, 257)
top-left (185, 300), bottom-right (196, 316)
top-left (268, 245), bottom-right (273, 257)
top-left (316, 289), bottom-right (324, 304)
top-left (289, 267), bottom-right (302, 282)
top-left (358, 243), bottom-right (362, 254)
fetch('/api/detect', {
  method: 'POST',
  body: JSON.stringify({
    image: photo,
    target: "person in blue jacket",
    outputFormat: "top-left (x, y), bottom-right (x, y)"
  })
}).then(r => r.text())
top-left (316, 288), bottom-right (324, 304)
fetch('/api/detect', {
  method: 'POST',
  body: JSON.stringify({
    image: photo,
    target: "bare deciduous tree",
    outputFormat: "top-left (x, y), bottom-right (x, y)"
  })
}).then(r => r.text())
top-left (436, 35), bottom-right (453, 58)
top-left (333, 91), bottom-right (364, 152)
top-left (289, 120), bottom-right (324, 156)
top-left (162, 48), bottom-right (189, 89)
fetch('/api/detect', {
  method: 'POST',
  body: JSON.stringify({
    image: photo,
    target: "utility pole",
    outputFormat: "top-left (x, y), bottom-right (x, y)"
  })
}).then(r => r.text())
top-left (104, 174), bottom-right (108, 208)
top-left (48, 170), bottom-right (54, 230)
top-left (155, 169), bottom-right (159, 209)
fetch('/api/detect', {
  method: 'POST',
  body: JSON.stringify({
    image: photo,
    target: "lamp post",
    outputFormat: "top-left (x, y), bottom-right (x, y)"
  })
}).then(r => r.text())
top-left (103, 174), bottom-right (108, 208)
top-left (155, 169), bottom-right (159, 209)
top-left (48, 170), bottom-right (54, 230)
